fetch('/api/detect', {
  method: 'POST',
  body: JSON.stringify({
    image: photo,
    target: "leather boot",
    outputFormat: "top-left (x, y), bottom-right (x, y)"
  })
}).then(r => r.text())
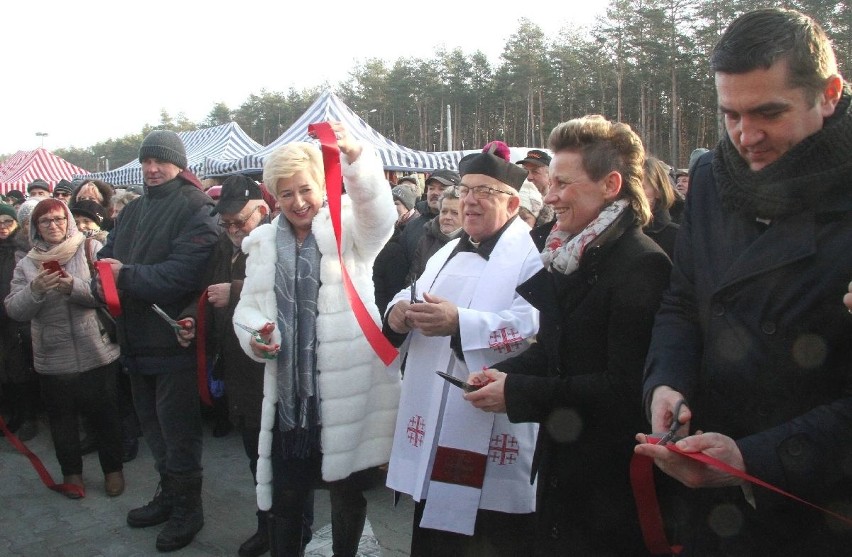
top-left (330, 495), bottom-right (366, 557)
top-left (127, 474), bottom-right (174, 528)
top-left (156, 473), bottom-right (204, 552)
top-left (238, 510), bottom-right (270, 557)
top-left (268, 512), bottom-right (304, 557)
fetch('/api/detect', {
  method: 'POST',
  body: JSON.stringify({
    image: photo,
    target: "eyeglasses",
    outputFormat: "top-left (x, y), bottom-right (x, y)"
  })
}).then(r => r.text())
top-left (53, 192), bottom-right (71, 198)
top-left (0, 219), bottom-right (15, 228)
top-left (37, 216), bottom-right (68, 229)
top-left (457, 185), bottom-right (515, 200)
top-left (218, 205), bottom-right (259, 231)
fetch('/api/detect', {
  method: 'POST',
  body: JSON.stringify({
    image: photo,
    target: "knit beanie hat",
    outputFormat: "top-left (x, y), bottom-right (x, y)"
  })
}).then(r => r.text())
top-left (0, 203), bottom-right (17, 222)
top-left (70, 199), bottom-right (105, 227)
top-left (54, 179), bottom-right (74, 196)
top-left (139, 130), bottom-right (188, 169)
top-left (17, 198), bottom-right (42, 226)
top-left (518, 181), bottom-right (543, 217)
top-left (392, 186), bottom-right (417, 210)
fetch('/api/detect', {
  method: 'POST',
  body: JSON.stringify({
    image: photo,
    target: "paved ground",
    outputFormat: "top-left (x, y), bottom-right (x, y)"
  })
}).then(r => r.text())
top-left (0, 417), bottom-right (414, 556)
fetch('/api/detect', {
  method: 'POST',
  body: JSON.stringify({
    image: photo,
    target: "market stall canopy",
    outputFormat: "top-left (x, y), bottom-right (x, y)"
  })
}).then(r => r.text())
top-left (204, 90), bottom-right (466, 177)
top-left (78, 122), bottom-right (262, 186)
top-left (0, 148), bottom-right (90, 195)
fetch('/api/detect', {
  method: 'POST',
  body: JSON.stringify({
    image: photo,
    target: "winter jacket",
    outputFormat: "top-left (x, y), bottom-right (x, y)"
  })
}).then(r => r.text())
top-left (497, 212), bottom-right (671, 555)
top-left (644, 149), bottom-right (852, 554)
top-left (183, 231), bottom-right (265, 428)
top-left (5, 237), bottom-right (119, 375)
top-left (234, 145), bottom-right (400, 509)
top-left (98, 174), bottom-right (218, 359)
top-left (406, 216), bottom-right (460, 281)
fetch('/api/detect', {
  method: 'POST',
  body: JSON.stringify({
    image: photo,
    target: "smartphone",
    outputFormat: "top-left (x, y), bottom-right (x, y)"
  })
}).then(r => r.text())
top-left (42, 260), bottom-right (68, 278)
top-left (436, 371), bottom-right (482, 393)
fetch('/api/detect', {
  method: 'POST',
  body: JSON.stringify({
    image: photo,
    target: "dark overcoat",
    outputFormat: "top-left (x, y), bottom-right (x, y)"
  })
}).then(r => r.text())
top-left (644, 152), bottom-right (852, 555)
top-left (497, 212), bottom-right (671, 556)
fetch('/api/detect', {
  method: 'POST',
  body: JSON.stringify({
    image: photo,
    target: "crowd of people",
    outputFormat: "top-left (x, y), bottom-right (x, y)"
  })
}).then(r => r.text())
top-left (1, 7), bottom-right (852, 557)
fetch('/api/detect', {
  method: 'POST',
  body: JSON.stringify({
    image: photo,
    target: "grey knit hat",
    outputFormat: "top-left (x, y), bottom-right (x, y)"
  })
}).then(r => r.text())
top-left (138, 130), bottom-right (188, 169)
top-left (391, 186), bottom-right (417, 210)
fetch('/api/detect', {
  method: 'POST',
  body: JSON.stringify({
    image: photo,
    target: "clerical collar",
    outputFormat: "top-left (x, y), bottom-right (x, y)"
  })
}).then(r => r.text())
top-left (450, 216), bottom-right (518, 261)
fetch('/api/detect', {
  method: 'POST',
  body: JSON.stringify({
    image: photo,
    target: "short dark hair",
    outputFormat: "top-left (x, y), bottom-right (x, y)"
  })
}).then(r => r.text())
top-left (711, 8), bottom-right (838, 99)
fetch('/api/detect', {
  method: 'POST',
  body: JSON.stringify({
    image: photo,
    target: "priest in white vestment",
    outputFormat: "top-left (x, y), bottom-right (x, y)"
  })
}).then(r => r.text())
top-left (383, 142), bottom-right (543, 556)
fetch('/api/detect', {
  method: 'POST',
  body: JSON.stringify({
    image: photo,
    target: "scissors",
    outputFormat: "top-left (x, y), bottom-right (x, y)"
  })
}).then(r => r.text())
top-left (151, 304), bottom-right (192, 331)
top-left (410, 278), bottom-right (421, 304)
top-left (656, 399), bottom-right (688, 445)
top-left (234, 322), bottom-right (278, 360)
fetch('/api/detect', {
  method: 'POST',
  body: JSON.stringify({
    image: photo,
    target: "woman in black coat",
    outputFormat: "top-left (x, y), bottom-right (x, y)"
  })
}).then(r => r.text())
top-left (642, 157), bottom-right (680, 259)
top-left (466, 116), bottom-right (672, 556)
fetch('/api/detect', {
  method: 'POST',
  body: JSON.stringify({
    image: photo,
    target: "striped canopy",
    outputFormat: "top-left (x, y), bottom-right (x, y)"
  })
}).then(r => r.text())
top-left (79, 122), bottom-right (262, 186)
top-left (204, 90), bottom-right (466, 177)
top-left (0, 148), bottom-right (90, 195)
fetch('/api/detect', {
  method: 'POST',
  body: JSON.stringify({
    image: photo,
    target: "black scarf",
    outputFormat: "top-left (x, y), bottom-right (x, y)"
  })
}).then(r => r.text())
top-left (715, 87), bottom-right (852, 219)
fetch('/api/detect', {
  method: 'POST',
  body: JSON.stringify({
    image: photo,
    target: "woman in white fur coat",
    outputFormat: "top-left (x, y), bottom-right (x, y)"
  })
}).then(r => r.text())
top-left (233, 121), bottom-right (400, 557)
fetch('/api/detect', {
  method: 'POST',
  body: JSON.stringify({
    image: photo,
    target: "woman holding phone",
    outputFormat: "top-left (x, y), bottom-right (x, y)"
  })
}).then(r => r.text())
top-left (4, 198), bottom-right (124, 498)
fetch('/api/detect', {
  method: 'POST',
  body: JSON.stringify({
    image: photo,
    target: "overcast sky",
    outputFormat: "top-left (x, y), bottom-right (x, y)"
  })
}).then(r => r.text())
top-left (2, 0), bottom-right (606, 155)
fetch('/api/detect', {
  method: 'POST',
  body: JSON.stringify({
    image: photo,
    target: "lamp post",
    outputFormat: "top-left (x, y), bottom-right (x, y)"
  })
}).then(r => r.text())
top-left (365, 108), bottom-right (377, 127)
top-left (35, 132), bottom-right (48, 148)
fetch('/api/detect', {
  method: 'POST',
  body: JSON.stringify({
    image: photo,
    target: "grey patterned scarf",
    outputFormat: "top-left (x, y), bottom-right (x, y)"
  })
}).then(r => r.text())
top-left (275, 218), bottom-right (321, 457)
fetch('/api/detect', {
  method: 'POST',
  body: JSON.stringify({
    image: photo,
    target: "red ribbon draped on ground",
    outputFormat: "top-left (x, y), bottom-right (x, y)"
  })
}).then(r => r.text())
top-left (308, 122), bottom-right (398, 366)
top-left (95, 260), bottom-right (122, 317)
top-left (630, 437), bottom-right (852, 555)
top-left (195, 289), bottom-right (212, 407)
top-left (0, 415), bottom-right (85, 499)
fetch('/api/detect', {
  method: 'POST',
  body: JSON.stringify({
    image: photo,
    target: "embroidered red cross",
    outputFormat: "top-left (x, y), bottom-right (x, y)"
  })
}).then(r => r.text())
top-left (407, 415), bottom-right (425, 447)
top-left (489, 433), bottom-right (519, 465)
top-left (488, 327), bottom-right (523, 354)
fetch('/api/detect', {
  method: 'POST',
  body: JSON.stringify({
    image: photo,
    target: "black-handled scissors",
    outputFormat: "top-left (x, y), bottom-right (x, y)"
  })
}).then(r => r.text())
top-left (410, 278), bottom-right (421, 304)
top-left (656, 399), bottom-right (688, 445)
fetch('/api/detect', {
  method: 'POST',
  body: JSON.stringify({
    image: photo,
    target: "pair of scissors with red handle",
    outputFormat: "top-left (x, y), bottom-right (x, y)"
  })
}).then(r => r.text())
top-left (152, 304), bottom-right (193, 331)
top-left (234, 322), bottom-right (278, 360)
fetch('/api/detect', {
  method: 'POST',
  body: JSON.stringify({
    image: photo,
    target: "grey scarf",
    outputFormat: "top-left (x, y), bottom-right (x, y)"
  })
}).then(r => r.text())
top-left (274, 218), bottom-right (321, 457)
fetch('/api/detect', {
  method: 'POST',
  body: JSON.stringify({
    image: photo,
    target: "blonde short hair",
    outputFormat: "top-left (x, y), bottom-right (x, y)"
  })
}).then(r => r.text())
top-left (262, 142), bottom-right (325, 197)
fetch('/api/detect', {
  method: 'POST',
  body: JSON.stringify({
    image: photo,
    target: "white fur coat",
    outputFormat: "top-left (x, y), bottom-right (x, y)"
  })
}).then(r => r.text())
top-left (233, 145), bottom-right (400, 510)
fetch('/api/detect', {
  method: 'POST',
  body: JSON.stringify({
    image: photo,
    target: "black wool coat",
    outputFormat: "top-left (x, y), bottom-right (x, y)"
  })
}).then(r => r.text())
top-left (496, 213), bottom-right (671, 556)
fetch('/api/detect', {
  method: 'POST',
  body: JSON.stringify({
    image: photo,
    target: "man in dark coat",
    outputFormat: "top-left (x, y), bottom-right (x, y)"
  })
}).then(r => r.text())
top-left (636, 9), bottom-right (852, 555)
top-left (97, 130), bottom-right (219, 553)
top-left (398, 169), bottom-right (459, 268)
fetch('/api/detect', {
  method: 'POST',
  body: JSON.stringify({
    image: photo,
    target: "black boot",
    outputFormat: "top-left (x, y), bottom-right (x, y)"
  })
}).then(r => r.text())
top-left (268, 512), bottom-right (304, 557)
top-left (127, 474), bottom-right (174, 528)
top-left (156, 472), bottom-right (204, 552)
top-left (330, 490), bottom-right (367, 557)
top-left (239, 510), bottom-right (270, 557)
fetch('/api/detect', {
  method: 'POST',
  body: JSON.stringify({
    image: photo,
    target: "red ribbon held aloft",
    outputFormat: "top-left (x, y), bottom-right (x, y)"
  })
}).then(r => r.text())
top-left (307, 122), bottom-right (398, 366)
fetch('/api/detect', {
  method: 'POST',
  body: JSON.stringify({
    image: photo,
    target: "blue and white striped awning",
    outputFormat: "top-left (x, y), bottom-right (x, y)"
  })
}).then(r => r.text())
top-left (204, 91), bottom-right (466, 177)
top-left (77, 122), bottom-right (262, 186)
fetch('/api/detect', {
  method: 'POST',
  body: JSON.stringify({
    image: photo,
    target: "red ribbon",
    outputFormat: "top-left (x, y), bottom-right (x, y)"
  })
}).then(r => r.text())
top-left (0, 415), bottom-right (85, 499)
top-left (95, 260), bottom-right (122, 317)
top-left (631, 437), bottom-right (852, 555)
top-left (307, 122), bottom-right (398, 366)
top-left (195, 289), bottom-right (212, 407)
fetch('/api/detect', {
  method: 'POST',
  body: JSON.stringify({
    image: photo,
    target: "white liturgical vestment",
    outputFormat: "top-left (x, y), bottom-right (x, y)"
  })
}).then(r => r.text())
top-left (386, 217), bottom-right (542, 535)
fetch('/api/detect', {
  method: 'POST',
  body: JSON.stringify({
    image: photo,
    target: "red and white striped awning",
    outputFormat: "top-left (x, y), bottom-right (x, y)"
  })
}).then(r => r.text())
top-left (0, 148), bottom-right (90, 195)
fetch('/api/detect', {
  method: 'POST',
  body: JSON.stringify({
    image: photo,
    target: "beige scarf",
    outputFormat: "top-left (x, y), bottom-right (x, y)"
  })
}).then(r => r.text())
top-left (27, 231), bottom-right (85, 264)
